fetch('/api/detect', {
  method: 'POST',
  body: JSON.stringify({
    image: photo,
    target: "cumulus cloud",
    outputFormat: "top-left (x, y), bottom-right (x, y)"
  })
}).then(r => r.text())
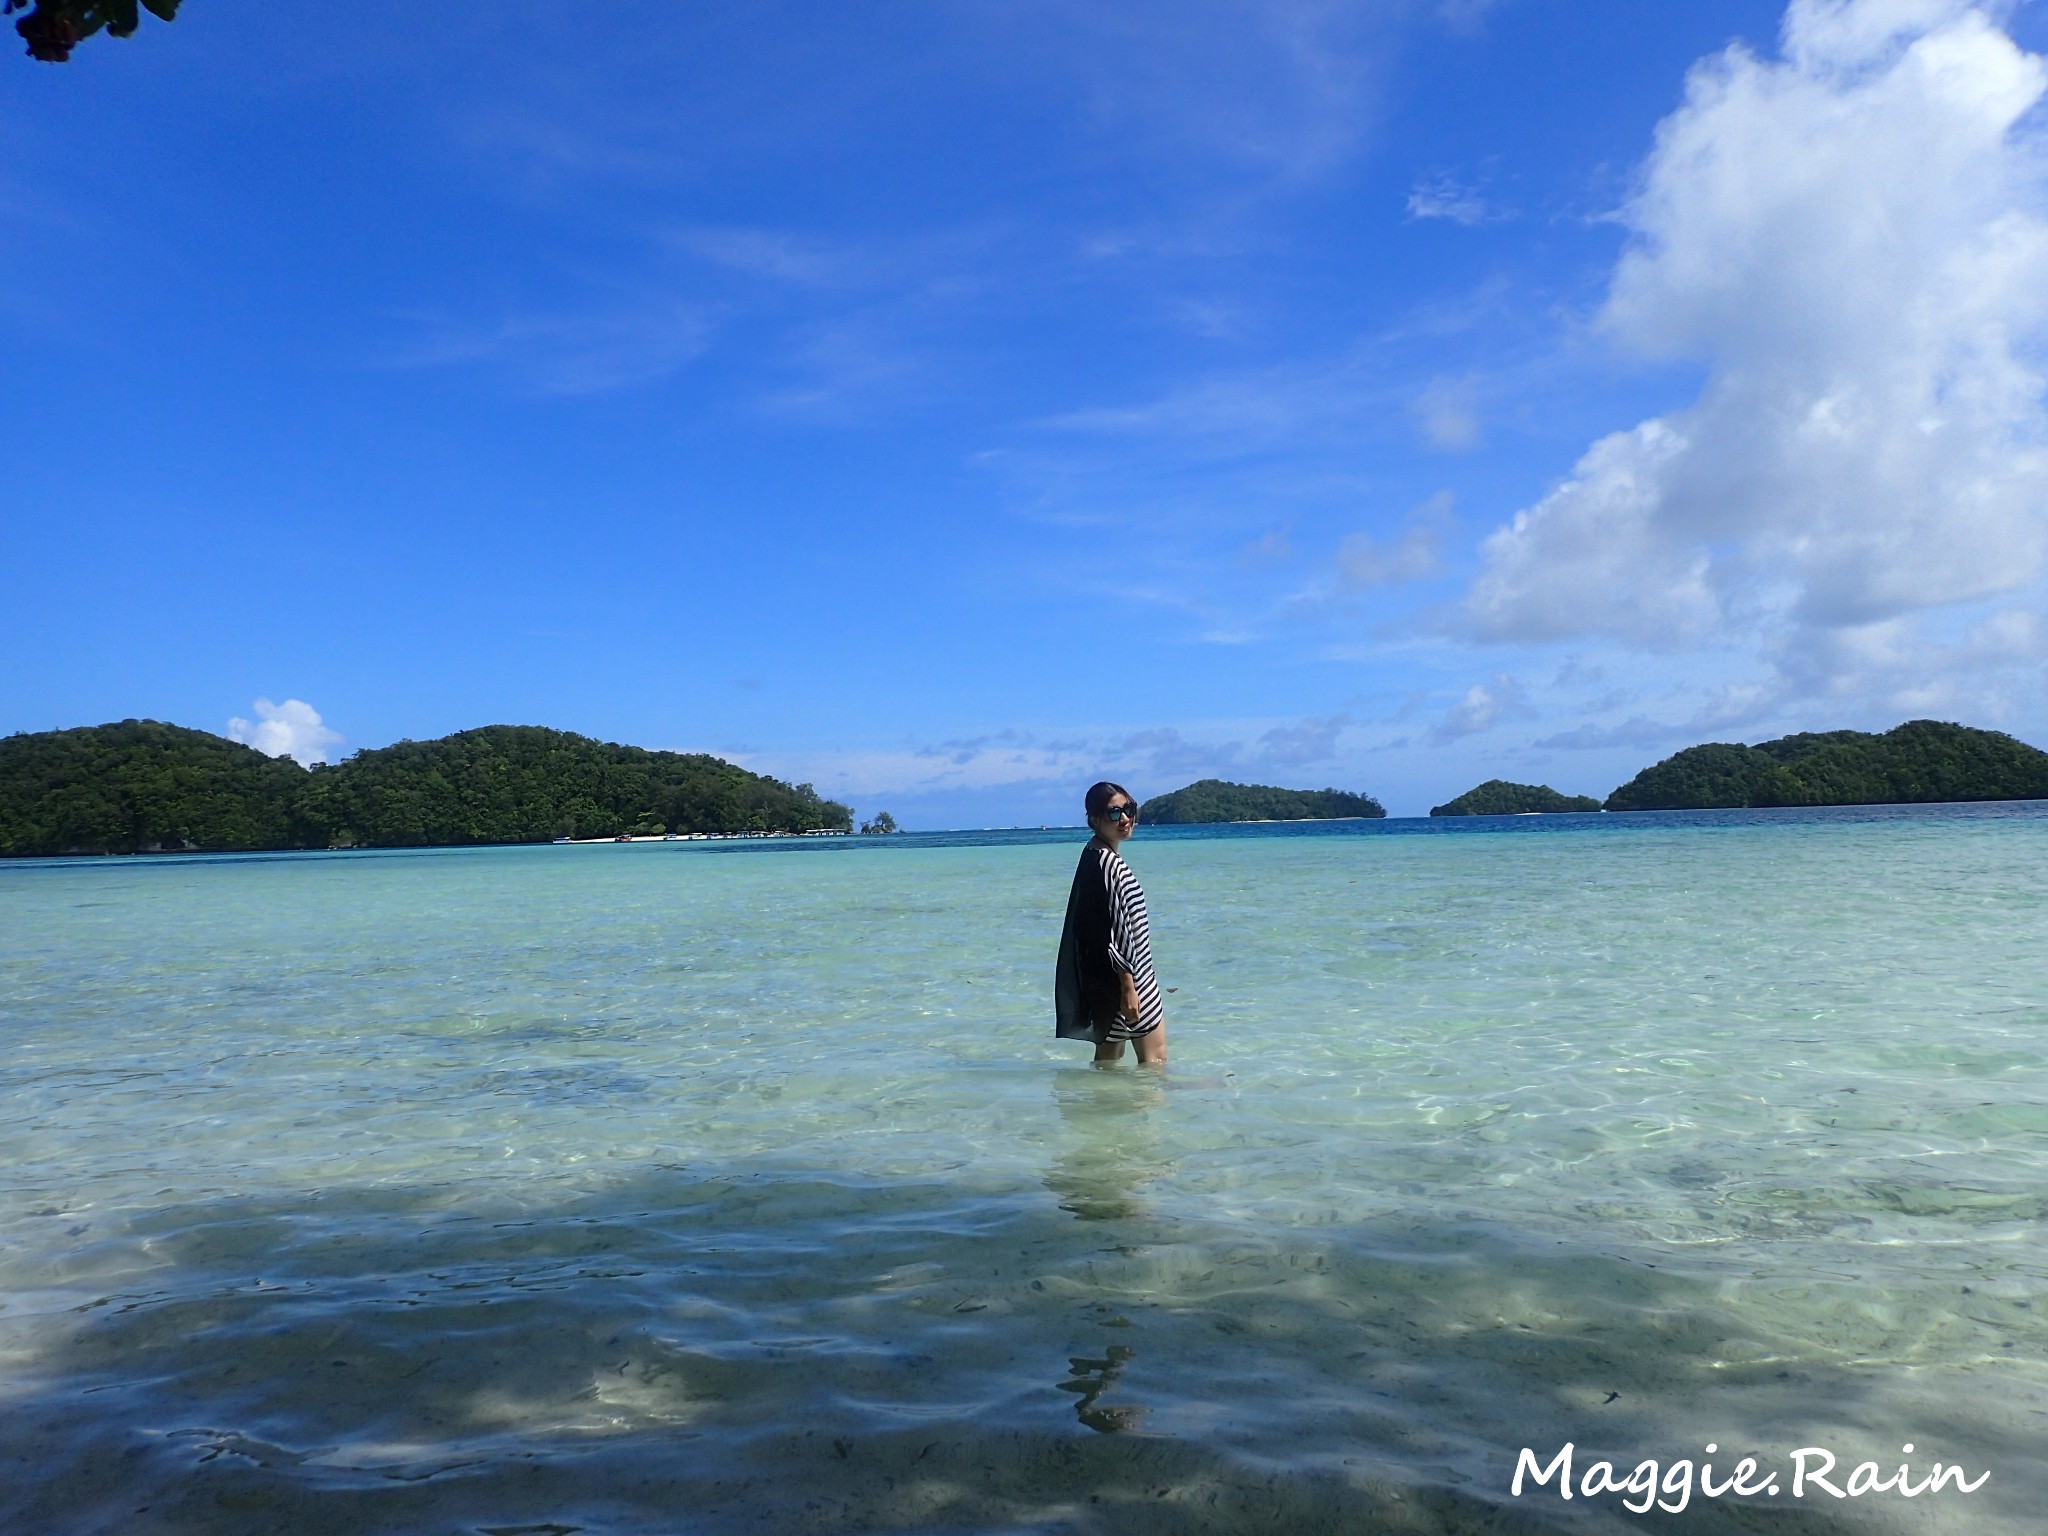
top-left (1465, 0), bottom-right (2048, 692)
top-left (1431, 674), bottom-right (1525, 743)
top-left (1774, 604), bottom-right (2048, 713)
top-left (226, 699), bottom-right (344, 766)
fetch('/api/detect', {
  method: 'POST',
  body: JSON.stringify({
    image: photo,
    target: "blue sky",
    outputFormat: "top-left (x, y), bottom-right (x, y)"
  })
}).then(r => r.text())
top-left (8, 0), bottom-right (2048, 824)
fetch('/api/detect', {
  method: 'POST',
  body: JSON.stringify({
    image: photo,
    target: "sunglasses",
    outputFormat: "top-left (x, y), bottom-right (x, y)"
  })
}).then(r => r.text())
top-left (1102, 804), bottom-right (1138, 822)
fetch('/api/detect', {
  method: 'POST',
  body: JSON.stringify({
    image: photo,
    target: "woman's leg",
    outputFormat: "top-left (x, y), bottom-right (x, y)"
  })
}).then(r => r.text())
top-left (1092, 1037), bottom-right (1126, 1064)
top-left (1131, 1025), bottom-right (1167, 1066)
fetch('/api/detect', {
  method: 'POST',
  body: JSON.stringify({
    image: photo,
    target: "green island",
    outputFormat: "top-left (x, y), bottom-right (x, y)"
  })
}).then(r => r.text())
top-left (9, 715), bottom-right (2044, 857)
top-left (0, 721), bottom-right (851, 857)
top-left (1138, 779), bottom-right (1385, 824)
top-left (1604, 720), bottom-right (2048, 810)
top-left (1431, 780), bottom-right (1603, 816)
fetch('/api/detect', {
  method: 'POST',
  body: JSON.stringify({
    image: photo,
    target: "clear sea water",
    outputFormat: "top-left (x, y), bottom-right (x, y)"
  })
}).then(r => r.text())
top-left (3, 805), bottom-right (2046, 1534)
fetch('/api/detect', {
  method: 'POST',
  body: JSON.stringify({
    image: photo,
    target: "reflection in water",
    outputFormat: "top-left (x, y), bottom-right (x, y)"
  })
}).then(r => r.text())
top-left (1057, 1344), bottom-right (1146, 1433)
top-left (1043, 1069), bottom-right (1173, 1221)
top-left (1043, 1073), bottom-right (1171, 1433)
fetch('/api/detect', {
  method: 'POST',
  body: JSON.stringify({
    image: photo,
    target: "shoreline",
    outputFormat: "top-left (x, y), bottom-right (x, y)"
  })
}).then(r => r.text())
top-left (560, 829), bottom-right (852, 844)
top-left (10, 799), bottom-right (2048, 861)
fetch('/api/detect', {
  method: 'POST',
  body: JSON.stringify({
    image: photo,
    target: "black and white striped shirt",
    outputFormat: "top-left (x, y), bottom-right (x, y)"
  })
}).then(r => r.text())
top-left (1055, 841), bottom-right (1164, 1041)
top-left (1099, 846), bottom-right (1163, 1037)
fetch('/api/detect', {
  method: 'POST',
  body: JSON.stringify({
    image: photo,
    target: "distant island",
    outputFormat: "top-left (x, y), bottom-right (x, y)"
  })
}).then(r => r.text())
top-left (1431, 781), bottom-right (1602, 817)
top-left (0, 721), bottom-right (852, 857)
top-left (1604, 720), bottom-right (2048, 811)
top-left (10, 715), bottom-right (2044, 858)
top-left (1138, 779), bottom-right (1385, 824)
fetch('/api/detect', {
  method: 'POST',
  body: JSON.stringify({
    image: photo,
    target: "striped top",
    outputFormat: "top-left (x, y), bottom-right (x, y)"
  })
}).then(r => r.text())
top-left (1055, 841), bottom-right (1164, 1039)
top-left (1100, 846), bottom-right (1163, 1033)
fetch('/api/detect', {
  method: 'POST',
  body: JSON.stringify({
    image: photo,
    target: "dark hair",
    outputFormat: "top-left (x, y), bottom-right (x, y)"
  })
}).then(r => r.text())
top-left (1085, 781), bottom-right (1135, 821)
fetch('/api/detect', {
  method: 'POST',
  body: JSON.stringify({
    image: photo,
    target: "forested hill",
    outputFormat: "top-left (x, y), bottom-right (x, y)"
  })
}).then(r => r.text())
top-left (1138, 779), bottom-right (1385, 824)
top-left (299, 727), bottom-right (848, 847)
top-left (1431, 781), bottom-right (1602, 816)
top-left (1605, 720), bottom-right (2048, 811)
top-left (0, 721), bottom-right (313, 857)
top-left (0, 721), bottom-right (852, 857)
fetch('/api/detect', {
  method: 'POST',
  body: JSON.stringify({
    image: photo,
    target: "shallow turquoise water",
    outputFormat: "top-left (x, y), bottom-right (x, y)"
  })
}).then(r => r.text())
top-left (3, 808), bottom-right (2046, 1533)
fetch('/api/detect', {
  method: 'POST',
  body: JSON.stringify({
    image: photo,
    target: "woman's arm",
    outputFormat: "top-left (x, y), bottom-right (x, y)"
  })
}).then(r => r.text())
top-left (1114, 964), bottom-right (1143, 1022)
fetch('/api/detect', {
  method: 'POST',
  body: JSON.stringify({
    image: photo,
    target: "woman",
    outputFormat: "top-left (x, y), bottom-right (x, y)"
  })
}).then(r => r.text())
top-left (1055, 781), bottom-right (1166, 1065)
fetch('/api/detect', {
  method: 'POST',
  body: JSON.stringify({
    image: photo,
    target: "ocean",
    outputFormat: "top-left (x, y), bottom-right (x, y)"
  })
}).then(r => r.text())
top-left (3, 805), bottom-right (2045, 1533)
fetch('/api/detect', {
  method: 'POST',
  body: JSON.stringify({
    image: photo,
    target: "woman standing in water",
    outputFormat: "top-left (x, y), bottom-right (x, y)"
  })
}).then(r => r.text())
top-left (1056, 781), bottom-right (1166, 1065)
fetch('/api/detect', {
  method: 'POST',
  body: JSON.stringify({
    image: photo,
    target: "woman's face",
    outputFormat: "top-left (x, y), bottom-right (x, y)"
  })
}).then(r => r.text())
top-left (1092, 793), bottom-right (1139, 844)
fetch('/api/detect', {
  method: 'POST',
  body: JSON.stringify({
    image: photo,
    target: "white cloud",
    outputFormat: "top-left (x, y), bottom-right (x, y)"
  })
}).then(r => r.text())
top-left (1257, 711), bottom-right (1352, 766)
top-left (1415, 374), bottom-right (1482, 449)
top-left (391, 298), bottom-right (712, 395)
top-left (1406, 171), bottom-right (1507, 226)
top-left (227, 699), bottom-right (344, 766)
top-left (1029, 0), bottom-right (1391, 182)
top-left (1464, 0), bottom-right (2048, 696)
top-left (1437, 0), bottom-right (1506, 33)
top-left (1532, 716), bottom-right (1682, 753)
top-left (1774, 603), bottom-right (2048, 713)
top-left (666, 226), bottom-right (857, 286)
top-left (1432, 674), bottom-right (1525, 743)
top-left (745, 710), bottom-right (1371, 807)
top-left (1339, 490), bottom-right (1454, 588)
